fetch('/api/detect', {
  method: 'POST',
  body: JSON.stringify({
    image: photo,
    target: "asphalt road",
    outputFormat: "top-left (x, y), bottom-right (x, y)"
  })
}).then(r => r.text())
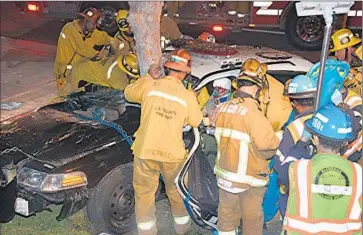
top-left (0, 2), bottom-right (321, 63)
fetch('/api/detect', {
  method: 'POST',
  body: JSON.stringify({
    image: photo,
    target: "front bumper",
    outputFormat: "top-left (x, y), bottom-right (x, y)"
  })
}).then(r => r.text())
top-left (15, 186), bottom-right (88, 220)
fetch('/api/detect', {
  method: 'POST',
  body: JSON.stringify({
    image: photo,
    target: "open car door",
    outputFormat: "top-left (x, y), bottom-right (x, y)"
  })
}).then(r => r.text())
top-left (176, 126), bottom-right (281, 232)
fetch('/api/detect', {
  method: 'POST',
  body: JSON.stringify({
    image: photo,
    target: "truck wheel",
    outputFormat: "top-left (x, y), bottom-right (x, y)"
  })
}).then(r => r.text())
top-left (86, 163), bottom-right (136, 234)
top-left (285, 7), bottom-right (324, 51)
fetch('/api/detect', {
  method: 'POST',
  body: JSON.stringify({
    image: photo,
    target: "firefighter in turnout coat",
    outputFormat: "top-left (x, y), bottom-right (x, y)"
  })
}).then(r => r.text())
top-left (330, 28), bottom-right (362, 96)
top-left (54, 7), bottom-right (113, 98)
top-left (213, 72), bottom-right (281, 235)
top-left (124, 49), bottom-right (203, 235)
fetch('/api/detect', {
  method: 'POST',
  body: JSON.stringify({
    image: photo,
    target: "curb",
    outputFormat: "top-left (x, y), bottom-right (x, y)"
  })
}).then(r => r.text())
top-left (1, 36), bottom-right (56, 57)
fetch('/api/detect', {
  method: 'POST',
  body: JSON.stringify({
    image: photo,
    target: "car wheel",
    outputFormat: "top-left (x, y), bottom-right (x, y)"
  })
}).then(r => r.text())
top-left (86, 163), bottom-right (136, 235)
top-left (285, 6), bottom-right (324, 51)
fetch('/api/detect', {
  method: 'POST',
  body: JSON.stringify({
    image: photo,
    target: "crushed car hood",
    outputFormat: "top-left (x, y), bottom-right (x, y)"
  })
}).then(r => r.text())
top-left (0, 103), bottom-right (140, 167)
top-left (163, 40), bottom-right (312, 79)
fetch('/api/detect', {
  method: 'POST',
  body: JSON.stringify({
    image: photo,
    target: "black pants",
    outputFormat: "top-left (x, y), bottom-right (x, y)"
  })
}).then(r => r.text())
top-left (0, 178), bottom-right (16, 223)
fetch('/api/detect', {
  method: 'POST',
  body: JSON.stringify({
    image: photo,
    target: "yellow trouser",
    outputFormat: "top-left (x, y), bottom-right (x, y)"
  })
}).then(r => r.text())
top-left (133, 157), bottom-right (191, 235)
top-left (55, 74), bottom-right (82, 99)
top-left (217, 187), bottom-right (266, 235)
top-left (56, 57), bottom-right (129, 98)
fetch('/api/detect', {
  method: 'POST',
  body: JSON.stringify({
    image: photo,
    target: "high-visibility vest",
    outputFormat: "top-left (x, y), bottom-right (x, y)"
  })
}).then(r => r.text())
top-left (286, 113), bottom-right (314, 144)
top-left (276, 113), bottom-right (313, 163)
top-left (283, 154), bottom-right (362, 235)
top-left (342, 90), bottom-right (362, 159)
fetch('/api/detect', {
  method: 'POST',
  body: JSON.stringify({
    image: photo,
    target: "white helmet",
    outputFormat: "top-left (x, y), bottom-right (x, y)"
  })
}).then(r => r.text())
top-left (213, 78), bottom-right (231, 90)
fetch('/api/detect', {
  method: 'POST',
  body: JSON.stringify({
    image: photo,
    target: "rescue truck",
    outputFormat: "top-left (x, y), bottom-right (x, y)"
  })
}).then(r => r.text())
top-left (15, 1), bottom-right (362, 50)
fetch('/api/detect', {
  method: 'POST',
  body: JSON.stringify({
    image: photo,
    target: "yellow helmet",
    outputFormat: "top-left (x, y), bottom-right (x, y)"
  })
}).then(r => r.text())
top-left (354, 44), bottom-right (362, 61)
top-left (116, 10), bottom-right (129, 32)
top-left (232, 58), bottom-right (268, 89)
top-left (330, 29), bottom-right (362, 52)
top-left (117, 53), bottom-right (140, 78)
top-left (240, 58), bottom-right (268, 78)
top-left (232, 75), bottom-right (264, 90)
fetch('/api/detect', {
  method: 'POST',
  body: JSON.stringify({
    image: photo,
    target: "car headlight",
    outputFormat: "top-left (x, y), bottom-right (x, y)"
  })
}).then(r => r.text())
top-left (17, 167), bottom-right (87, 192)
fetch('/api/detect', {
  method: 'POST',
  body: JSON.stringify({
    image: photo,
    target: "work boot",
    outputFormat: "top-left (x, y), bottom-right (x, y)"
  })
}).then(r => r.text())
top-left (174, 218), bottom-right (191, 235)
top-left (137, 223), bottom-right (158, 235)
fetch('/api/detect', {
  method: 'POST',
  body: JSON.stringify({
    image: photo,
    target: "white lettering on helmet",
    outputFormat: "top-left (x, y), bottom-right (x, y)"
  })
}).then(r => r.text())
top-left (315, 113), bottom-right (329, 123)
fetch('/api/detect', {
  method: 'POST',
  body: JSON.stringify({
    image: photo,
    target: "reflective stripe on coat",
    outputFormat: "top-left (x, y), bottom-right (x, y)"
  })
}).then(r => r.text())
top-left (213, 96), bottom-right (280, 190)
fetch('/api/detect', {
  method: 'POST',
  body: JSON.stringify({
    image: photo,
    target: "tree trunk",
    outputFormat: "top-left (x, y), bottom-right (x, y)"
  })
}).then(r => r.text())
top-left (128, 2), bottom-right (163, 76)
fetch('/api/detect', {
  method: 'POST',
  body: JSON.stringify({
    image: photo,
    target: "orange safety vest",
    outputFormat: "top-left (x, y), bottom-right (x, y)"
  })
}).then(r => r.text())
top-left (283, 156), bottom-right (362, 234)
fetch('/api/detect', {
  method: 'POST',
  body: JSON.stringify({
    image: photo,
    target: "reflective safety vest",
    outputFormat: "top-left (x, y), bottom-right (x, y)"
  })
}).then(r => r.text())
top-left (286, 114), bottom-right (314, 144)
top-left (276, 113), bottom-right (313, 163)
top-left (283, 154), bottom-right (362, 235)
top-left (342, 90), bottom-right (362, 159)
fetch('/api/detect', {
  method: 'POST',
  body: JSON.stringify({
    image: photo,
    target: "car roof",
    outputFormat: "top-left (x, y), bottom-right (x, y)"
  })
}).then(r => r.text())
top-left (191, 45), bottom-right (312, 79)
top-left (164, 43), bottom-right (313, 80)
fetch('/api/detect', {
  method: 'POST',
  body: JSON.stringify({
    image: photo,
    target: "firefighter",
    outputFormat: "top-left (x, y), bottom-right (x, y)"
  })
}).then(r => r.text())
top-left (114, 10), bottom-right (136, 56)
top-left (282, 104), bottom-right (362, 235)
top-left (241, 58), bottom-right (293, 132)
top-left (164, 1), bottom-right (185, 23)
top-left (160, 12), bottom-right (182, 42)
top-left (124, 49), bottom-right (203, 235)
top-left (330, 28), bottom-right (362, 96)
top-left (160, 3), bottom-right (183, 51)
top-left (68, 53), bottom-right (140, 93)
top-left (212, 73), bottom-right (280, 235)
top-left (54, 7), bottom-right (113, 98)
top-left (272, 75), bottom-right (317, 218)
top-left (335, 85), bottom-right (362, 163)
top-left (226, 2), bottom-right (250, 20)
top-left (198, 32), bottom-right (216, 43)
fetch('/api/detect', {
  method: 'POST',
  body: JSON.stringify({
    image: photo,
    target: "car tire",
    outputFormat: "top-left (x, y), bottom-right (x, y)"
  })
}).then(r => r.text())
top-left (285, 6), bottom-right (324, 51)
top-left (86, 163), bottom-right (136, 235)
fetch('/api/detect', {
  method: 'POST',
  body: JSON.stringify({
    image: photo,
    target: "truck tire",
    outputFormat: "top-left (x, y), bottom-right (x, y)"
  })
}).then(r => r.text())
top-left (86, 163), bottom-right (136, 235)
top-left (285, 6), bottom-right (324, 51)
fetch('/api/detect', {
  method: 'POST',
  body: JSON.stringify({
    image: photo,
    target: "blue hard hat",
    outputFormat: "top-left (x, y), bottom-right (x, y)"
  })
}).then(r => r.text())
top-left (284, 75), bottom-right (317, 98)
top-left (305, 104), bottom-right (353, 141)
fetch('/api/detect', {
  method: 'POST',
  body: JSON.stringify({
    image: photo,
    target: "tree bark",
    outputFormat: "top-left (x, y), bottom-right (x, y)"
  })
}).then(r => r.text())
top-left (128, 2), bottom-right (163, 76)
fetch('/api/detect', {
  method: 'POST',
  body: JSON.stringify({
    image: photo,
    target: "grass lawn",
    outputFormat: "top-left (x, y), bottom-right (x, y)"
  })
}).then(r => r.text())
top-left (1, 205), bottom-right (92, 235)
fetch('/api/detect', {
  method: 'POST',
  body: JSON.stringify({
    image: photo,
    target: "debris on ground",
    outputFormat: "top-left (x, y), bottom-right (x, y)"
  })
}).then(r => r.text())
top-left (1, 102), bottom-right (23, 110)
